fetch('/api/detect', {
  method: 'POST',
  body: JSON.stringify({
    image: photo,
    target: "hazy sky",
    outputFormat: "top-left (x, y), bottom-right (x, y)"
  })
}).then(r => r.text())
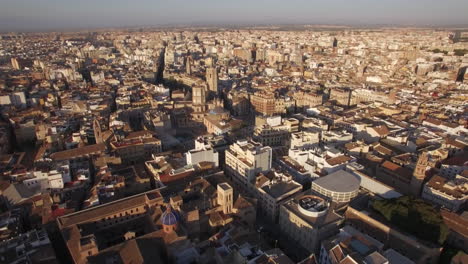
top-left (1, 0), bottom-right (468, 31)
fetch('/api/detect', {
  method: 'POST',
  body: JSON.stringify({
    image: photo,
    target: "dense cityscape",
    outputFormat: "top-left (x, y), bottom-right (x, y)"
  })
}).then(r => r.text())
top-left (0, 24), bottom-right (467, 264)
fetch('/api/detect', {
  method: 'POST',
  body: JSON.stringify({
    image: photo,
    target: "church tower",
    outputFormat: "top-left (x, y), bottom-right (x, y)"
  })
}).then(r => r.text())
top-left (93, 119), bottom-right (103, 144)
top-left (192, 85), bottom-right (206, 105)
top-left (410, 152), bottom-right (429, 197)
top-left (217, 183), bottom-right (233, 214)
top-left (186, 55), bottom-right (193, 75)
top-left (206, 57), bottom-right (218, 93)
top-left (206, 66), bottom-right (218, 93)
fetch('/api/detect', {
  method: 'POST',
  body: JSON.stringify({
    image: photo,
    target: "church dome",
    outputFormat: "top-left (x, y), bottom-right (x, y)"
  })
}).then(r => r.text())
top-left (162, 206), bottom-right (179, 226)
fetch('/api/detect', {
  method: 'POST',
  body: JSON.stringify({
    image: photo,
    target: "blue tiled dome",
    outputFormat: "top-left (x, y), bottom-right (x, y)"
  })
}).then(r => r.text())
top-left (162, 207), bottom-right (178, 226)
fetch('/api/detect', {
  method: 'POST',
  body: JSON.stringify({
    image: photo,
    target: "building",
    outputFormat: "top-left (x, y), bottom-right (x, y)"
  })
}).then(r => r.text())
top-left (194, 135), bottom-right (230, 168)
top-left (110, 137), bottom-right (162, 165)
top-left (217, 183), bottom-right (233, 214)
top-left (441, 209), bottom-right (468, 253)
top-left (206, 66), bottom-right (218, 93)
top-left (345, 195), bottom-right (441, 264)
top-left (346, 163), bottom-right (403, 199)
top-left (422, 174), bottom-right (467, 212)
top-left (288, 147), bottom-right (355, 176)
top-left (251, 248), bottom-right (296, 264)
top-left (278, 155), bottom-right (313, 184)
top-left (50, 143), bottom-right (106, 181)
top-left (0, 229), bottom-right (58, 264)
top-left (319, 225), bottom-right (413, 264)
top-left (255, 171), bottom-right (302, 222)
top-left (353, 88), bottom-right (397, 105)
top-left (290, 130), bottom-right (320, 149)
top-left (251, 92), bottom-right (281, 116)
top-left (192, 85), bottom-right (206, 106)
top-left (439, 153), bottom-right (468, 179)
top-left (330, 88), bottom-right (354, 107)
top-left (11, 118), bottom-right (36, 144)
top-left (57, 190), bottom-right (169, 264)
top-left (293, 91), bottom-right (323, 110)
top-left (186, 145), bottom-right (219, 167)
top-left (321, 130), bottom-right (353, 147)
top-left (225, 140), bottom-right (272, 191)
top-left (279, 190), bottom-right (344, 253)
top-left (375, 160), bottom-right (413, 195)
top-left (254, 125), bottom-right (291, 147)
top-left (410, 152), bottom-right (431, 197)
top-left (203, 108), bottom-right (242, 136)
top-left (311, 170), bottom-right (360, 203)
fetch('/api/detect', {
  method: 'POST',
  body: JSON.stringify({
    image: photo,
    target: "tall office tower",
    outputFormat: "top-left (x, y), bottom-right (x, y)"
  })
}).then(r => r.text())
top-left (206, 66), bottom-right (218, 93)
top-left (192, 85), bottom-right (206, 105)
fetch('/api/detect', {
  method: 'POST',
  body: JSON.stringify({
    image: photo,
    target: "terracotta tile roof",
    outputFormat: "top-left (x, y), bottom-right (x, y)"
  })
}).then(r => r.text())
top-left (371, 125), bottom-right (390, 137)
top-left (445, 138), bottom-right (468, 149)
top-left (298, 254), bottom-right (317, 264)
top-left (330, 244), bottom-right (345, 263)
top-left (374, 145), bottom-right (393, 156)
top-left (426, 175), bottom-right (466, 199)
top-left (50, 143), bottom-right (106, 161)
top-left (381, 161), bottom-right (412, 180)
top-left (327, 155), bottom-right (353, 166)
top-left (441, 210), bottom-right (468, 237)
top-left (233, 195), bottom-right (253, 210)
top-left (58, 190), bottom-right (161, 228)
top-left (442, 153), bottom-right (468, 166)
top-left (126, 130), bottom-right (155, 139)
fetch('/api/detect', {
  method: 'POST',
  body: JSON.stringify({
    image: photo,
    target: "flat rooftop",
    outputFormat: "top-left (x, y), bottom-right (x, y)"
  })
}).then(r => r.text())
top-left (261, 181), bottom-right (301, 199)
top-left (312, 170), bottom-right (360, 193)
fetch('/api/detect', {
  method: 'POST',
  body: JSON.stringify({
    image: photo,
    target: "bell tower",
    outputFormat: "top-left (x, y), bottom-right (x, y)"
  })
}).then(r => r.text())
top-left (410, 152), bottom-right (429, 197)
top-left (192, 85), bottom-right (206, 106)
top-left (206, 66), bottom-right (218, 93)
top-left (186, 55), bottom-right (193, 75)
top-left (93, 119), bottom-right (103, 144)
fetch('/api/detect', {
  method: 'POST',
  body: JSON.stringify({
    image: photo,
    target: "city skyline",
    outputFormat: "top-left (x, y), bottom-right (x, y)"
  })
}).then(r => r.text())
top-left (2, 0), bottom-right (468, 31)
top-left (1, 1), bottom-right (468, 264)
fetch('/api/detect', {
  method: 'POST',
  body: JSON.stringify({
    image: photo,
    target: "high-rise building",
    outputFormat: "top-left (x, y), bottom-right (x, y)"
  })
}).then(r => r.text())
top-left (225, 140), bottom-right (272, 191)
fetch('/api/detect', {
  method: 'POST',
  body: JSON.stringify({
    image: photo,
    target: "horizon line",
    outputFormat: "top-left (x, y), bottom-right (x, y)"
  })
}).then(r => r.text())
top-left (2, 22), bottom-right (468, 34)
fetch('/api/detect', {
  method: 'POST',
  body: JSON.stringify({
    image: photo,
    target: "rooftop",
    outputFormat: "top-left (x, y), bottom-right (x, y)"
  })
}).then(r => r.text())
top-left (312, 170), bottom-right (360, 193)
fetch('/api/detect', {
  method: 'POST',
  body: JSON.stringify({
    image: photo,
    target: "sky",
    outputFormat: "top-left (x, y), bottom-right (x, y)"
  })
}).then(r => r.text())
top-left (1, 0), bottom-right (468, 31)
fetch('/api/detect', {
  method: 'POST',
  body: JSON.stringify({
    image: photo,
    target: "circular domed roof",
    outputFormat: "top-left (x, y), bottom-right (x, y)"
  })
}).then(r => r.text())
top-left (162, 207), bottom-right (179, 226)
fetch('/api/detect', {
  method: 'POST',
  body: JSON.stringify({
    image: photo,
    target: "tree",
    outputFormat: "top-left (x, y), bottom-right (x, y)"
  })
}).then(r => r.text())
top-left (372, 196), bottom-right (448, 245)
